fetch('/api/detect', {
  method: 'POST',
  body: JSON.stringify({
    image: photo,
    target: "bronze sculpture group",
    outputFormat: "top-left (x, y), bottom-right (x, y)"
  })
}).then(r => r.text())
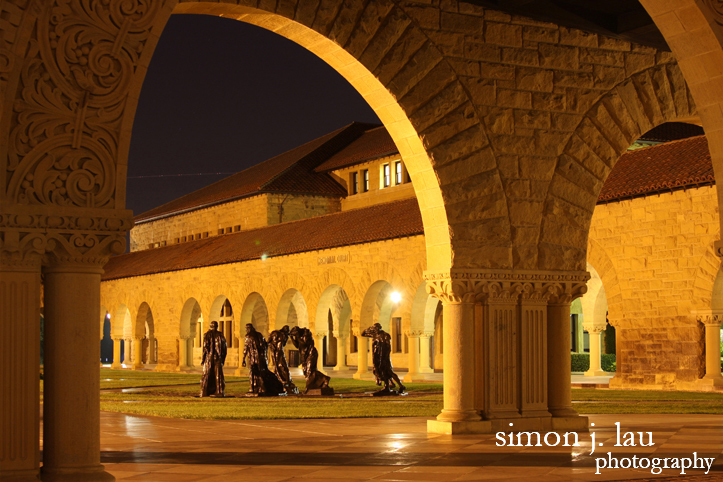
top-left (199, 321), bottom-right (227, 397)
top-left (201, 320), bottom-right (406, 398)
top-left (362, 323), bottom-right (406, 395)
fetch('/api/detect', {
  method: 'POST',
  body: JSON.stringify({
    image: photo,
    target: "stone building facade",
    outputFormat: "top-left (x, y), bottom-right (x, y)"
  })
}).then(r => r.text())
top-left (7, 1), bottom-right (723, 480)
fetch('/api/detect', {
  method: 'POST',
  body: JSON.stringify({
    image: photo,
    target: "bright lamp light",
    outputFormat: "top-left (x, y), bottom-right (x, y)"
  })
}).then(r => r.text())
top-left (391, 291), bottom-right (401, 303)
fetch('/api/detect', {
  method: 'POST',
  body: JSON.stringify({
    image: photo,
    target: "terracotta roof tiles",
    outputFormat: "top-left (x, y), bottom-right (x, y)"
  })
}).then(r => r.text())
top-left (135, 122), bottom-right (379, 223)
top-left (597, 135), bottom-right (714, 203)
top-left (103, 198), bottom-right (423, 281)
top-left (314, 126), bottom-right (398, 172)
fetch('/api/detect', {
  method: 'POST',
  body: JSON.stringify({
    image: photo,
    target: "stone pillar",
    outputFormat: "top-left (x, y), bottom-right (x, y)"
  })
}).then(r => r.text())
top-left (314, 333), bottom-right (327, 374)
top-left (353, 335), bottom-right (369, 379)
top-left (0, 250), bottom-right (42, 482)
top-left (403, 332), bottom-right (420, 382)
top-left (426, 276), bottom-right (483, 435)
top-left (148, 336), bottom-right (156, 364)
top-left (485, 292), bottom-right (520, 419)
top-left (42, 259), bottom-right (115, 482)
top-left (132, 336), bottom-right (144, 370)
top-left (519, 295), bottom-right (550, 418)
top-left (695, 312), bottom-right (723, 388)
top-left (123, 338), bottom-right (132, 364)
top-left (418, 333), bottom-right (434, 373)
top-left (111, 337), bottom-right (122, 369)
top-left (547, 282), bottom-right (588, 433)
top-left (333, 332), bottom-right (348, 370)
top-left (584, 326), bottom-right (606, 377)
top-left (178, 335), bottom-right (191, 371)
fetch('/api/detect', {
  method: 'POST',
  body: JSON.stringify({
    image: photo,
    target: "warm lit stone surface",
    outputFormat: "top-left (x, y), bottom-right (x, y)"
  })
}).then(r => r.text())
top-left (78, 412), bottom-right (723, 481)
top-left (589, 186), bottom-right (721, 389)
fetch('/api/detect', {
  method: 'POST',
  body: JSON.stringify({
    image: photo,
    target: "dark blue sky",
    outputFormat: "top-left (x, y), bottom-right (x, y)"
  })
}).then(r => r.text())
top-left (127, 14), bottom-right (380, 216)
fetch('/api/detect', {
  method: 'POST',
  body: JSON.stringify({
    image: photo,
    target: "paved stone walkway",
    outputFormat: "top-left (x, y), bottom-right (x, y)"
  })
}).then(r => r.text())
top-left (69, 412), bottom-right (723, 481)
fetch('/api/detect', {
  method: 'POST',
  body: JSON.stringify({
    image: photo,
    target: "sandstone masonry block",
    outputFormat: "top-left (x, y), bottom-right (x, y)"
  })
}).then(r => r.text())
top-left (485, 21), bottom-right (522, 47)
top-left (441, 11), bottom-right (484, 33)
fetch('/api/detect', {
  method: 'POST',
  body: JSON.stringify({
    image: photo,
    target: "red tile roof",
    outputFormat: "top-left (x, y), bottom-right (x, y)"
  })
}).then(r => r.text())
top-left (103, 198), bottom-right (423, 281)
top-left (135, 122), bottom-right (380, 223)
top-left (315, 125), bottom-right (398, 172)
top-left (597, 135), bottom-right (714, 203)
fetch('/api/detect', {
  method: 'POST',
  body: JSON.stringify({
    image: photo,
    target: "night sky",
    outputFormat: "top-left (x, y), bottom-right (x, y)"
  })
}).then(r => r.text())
top-left (127, 14), bottom-right (380, 216)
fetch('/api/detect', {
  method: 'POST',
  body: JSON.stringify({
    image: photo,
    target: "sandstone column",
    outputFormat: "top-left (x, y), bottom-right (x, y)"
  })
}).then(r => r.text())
top-left (315, 332), bottom-right (327, 373)
top-left (333, 332), bottom-right (348, 370)
top-left (148, 336), bottom-right (156, 364)
top-left (695, 312), bottom-right (723, 387)
top-left (437, 300), bottom-right (478, 422)
top-left (132, 336), bottom-right (144, 370)
top-left (418, 333), bottom-right (434, 373)
top-left (111, 336), bottom-right (122, 369)
top-left (353, 335), bottom-right (369, 379)
top-left (0, 249), bottom-right (42, 482)
top-left (404, 332), bottom-right (420, 382)
top-left (178, 335), bottom-right (191, 370)
top-left (584, 327), bottom-right (606, 377)
top-left (42, 259), bottom-right (115, 482)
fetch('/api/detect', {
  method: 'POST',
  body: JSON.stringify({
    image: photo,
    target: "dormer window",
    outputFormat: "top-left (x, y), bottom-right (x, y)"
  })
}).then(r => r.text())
top-left (382, 163), bottom-right (390, 188)
top-left (362, 169), bottom-right (369, 192)
top-left (351, 171), bottom-right (359, 195)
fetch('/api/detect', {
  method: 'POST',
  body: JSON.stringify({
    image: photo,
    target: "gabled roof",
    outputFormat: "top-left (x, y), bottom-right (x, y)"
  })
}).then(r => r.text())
top-left (598, 135), bottom-right (714, 203)
top-left (104, 198), bottom-right (423, 281)
top-left (314, 125), bottom-right (398, 172)
top-left (134, 122), bottom-right (380, 223)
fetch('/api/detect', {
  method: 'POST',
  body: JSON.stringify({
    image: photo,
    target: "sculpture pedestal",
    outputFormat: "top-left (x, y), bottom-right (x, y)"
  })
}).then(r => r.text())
top-left (304, 387), bottom-right (335, 396)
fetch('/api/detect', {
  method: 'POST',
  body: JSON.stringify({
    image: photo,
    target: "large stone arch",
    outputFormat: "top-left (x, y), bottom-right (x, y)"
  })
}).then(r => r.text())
top-left (541, 62), bottom-right (697, 272)
top-left (586, 238), bottom-right (623, 324)
top-left (643, 0), bottom-right (723, 240)
top-left (276, 288), bottom-right (309, 331)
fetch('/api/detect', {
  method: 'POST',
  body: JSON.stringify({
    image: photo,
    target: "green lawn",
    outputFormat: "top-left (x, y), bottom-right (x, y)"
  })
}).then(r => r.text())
top-left (77, 370), bottom-right (723, 420)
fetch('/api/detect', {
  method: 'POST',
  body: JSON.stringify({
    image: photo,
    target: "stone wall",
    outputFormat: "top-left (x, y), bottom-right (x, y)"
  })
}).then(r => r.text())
top-left (102, 235), bottom-right (429, 371)
top-left (130, 193), bottom-right (341, 251)
top-left (589, 185), bottom-right (720, 389)
top-left (334, 155), bottom-right (416, 211)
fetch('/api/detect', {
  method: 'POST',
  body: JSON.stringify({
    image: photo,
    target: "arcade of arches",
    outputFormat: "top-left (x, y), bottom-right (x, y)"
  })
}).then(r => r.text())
top-left (5, 1), bottom-right (723, 481)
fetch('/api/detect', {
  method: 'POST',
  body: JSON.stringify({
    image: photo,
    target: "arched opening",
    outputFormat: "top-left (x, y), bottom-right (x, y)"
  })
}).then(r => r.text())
top-left (407, 282), bottom-right (438, 380)
top-left (315, 285), bottom-right (353, 370)
top-left (276, 289), bottom-right (309, 368)
top-left (116, 305), bottom-right (133, 367)
top-left (135, 303), bottom-right (156, 368)
top-left (209, 295), bottom-right (239, 367)
top-left (100, 307), bottom-right (113, 365)
top-left (180, 297), bottom-right (204, 368)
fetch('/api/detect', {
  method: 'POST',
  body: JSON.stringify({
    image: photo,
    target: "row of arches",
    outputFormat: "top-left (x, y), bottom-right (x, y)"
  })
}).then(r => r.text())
top-left (101, 280), bottom-right (443, 380)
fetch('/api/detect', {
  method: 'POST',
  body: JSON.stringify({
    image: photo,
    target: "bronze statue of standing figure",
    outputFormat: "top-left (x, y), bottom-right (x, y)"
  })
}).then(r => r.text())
top-left (361, 322), bottom-right (406, 396)
top-left (200, 321), bottom-right (227, 397)
top-left (242, 323), bottom-right (284, 396)
top-left (267, 325), bottom-right (299, 395)
top-left (289, 326), bottom-right (332, 395)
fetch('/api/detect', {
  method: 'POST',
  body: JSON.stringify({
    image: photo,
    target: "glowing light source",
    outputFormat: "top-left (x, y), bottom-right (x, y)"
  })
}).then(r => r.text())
top-left (261, 253), bottom-right (268, 261)
top-left (391, 291), bottom-right (401, 303)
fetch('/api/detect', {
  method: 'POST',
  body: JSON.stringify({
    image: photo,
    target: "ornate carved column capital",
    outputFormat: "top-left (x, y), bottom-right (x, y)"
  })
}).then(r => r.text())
top-left (583, 324), bottom-right (606, 334)
top-left (2, 205), bottom-right (132, 271)
top-left (133, 335), bottom-right (144, 342)
top-left (424, 270), bottom-right (477, 304)
top-left (694, 310), bottom-right (723, 326)
top-left (424, 269), bottom-right (590, 304)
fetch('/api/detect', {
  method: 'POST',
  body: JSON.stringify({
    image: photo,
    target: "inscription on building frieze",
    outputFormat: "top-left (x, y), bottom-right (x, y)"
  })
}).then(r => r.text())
top-left (318, 253), bottom-right (350, 265)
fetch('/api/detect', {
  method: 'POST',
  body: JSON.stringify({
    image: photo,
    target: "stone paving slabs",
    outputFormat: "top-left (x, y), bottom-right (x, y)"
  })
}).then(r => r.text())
top-left (39, 412), bottom-right (723, 481)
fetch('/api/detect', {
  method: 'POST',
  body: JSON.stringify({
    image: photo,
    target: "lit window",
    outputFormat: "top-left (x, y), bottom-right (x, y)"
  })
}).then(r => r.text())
top-left (395, 161), bottom-right (402, 185)
top-left (362, 169), bottom-right (369, 192)
top-left (382, 163), bottom-right (390, 188)
top-left (351, 171), bottom-right (359, 195)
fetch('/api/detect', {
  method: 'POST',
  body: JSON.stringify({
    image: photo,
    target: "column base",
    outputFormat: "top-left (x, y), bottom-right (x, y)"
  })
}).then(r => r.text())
top-left (131, 363), bottom-right (144, 371)
top-left (427, 419), bottom-right (492, 434)
top-left (696, 376), bottom-right (723, 390)
top-left (584, 369), bottom-right (607, 377)
top-left (1, 469), bottom-right (40, 482)
top-left (41, 465), bottom-right (115, 482)
top-left (551, 415), bottom-right (589, 432)
top-left (109, 363), bottom-right (121, 369)
top-left (418, 368), bottom-right (434, 374)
